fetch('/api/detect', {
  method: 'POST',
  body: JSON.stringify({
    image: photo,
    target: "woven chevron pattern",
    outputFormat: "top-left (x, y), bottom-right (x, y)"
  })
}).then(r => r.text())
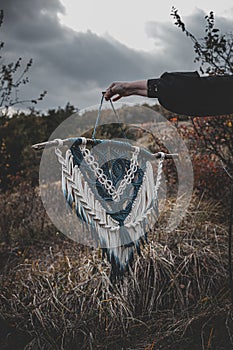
top-left (55, 138), bottom-right (164, 280)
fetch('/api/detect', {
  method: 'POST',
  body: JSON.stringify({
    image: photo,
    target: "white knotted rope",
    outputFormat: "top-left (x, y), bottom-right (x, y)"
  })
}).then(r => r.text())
top-left (54, 139), bottom-right (166, 266)
top-left (154, 151), bottom-right (165, 200)
top-left (79, 138), bottom-right (140, 202)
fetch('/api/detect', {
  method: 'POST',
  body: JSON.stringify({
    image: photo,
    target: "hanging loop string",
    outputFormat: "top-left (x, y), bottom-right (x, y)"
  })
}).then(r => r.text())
top-left (92, 93), bottom-right (127, 140)
top-left (92, 93), bottom-right (105, 139)
top-left (109, 99), bottom-right (128, 139)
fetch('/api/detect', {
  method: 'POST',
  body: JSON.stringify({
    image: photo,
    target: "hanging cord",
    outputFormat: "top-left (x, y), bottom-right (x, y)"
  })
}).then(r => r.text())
top-left (92, 93), bottom-right (105, 139)
top-left (92, 93), bottom-right (127, 140)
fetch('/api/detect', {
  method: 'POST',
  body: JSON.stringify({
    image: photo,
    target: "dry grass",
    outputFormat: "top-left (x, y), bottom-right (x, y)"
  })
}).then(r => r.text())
top-left (0, 182), bottom-right (56, 245)
top-left (0, 194), bottom-right (232, 349)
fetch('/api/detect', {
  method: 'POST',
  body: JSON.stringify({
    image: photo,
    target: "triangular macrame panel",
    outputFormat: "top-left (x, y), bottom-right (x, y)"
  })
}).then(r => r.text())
top-left (55, 139), bottom-right (164, 280)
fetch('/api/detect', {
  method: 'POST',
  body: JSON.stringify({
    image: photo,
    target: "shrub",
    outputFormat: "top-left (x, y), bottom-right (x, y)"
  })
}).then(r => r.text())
top-left (178, 119), bottom-right (231, 199)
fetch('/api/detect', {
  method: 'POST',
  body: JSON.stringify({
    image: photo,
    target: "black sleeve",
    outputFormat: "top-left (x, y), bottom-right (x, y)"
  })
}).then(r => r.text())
top-left (147, 71), bottom-right (233, 116)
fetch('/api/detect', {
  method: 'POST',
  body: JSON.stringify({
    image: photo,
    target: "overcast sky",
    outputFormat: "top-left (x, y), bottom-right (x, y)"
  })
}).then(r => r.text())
top-left (1, 0), bottom-right (233, 111)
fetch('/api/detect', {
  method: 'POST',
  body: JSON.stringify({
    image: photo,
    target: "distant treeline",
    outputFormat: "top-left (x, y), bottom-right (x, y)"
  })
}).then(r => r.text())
top-left (0, 104), bottom-right (77, 192)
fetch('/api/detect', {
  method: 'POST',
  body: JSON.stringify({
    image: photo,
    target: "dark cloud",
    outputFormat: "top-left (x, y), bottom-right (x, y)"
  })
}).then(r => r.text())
top-left (145, 8), bottom-right (233, 71)
top-left (145, 10), bottom-right (205, 71)
top-left (0, 1), bottom-right (233, 110)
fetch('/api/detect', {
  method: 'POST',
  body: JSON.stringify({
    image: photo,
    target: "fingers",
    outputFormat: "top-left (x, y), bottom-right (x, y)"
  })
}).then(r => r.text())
top-left (112, 94), bottom-right (122, 102)
top-left (104, 82), bottom-right (123, 101)
top-left (104, 84), bottom-right (116, 101)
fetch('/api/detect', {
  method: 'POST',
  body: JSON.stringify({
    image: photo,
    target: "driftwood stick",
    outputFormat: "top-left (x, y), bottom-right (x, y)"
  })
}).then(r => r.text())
top-left (32, 138), bottom-right (78, 150)
top-left (32, 138), bottom-right (178, 159)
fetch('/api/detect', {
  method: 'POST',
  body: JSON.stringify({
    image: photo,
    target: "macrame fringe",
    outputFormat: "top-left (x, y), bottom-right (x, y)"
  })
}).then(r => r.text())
top-left (56, 145), bottom-right (163, 281)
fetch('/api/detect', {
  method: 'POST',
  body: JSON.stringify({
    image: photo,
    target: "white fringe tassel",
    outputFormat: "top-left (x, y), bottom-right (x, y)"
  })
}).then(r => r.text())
top-left (55, 147), bottom-right (164, 275)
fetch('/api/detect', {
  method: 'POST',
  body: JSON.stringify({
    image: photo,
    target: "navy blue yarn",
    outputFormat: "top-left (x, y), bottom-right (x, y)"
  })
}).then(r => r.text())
top-left (61, 95), bottom-right (157, 281)
top-left (70, 140), bottom-right (145, 225)
top-left (65, 138), bottom-right (155, 281)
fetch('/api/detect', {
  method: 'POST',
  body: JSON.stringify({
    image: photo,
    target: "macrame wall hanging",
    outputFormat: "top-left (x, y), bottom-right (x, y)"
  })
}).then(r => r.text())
top-left (33, 96), bottom-right (177, 280)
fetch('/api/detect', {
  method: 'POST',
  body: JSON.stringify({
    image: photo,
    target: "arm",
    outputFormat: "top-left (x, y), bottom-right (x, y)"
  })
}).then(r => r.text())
top-left (105, 72), bottom-right (233, 116)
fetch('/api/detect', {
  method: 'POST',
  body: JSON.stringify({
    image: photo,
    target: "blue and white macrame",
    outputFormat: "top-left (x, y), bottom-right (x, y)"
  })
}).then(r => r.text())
top-left (32, 97), bottom-right (175, 280)
top-left (54, 137), bottom-right (165, 280)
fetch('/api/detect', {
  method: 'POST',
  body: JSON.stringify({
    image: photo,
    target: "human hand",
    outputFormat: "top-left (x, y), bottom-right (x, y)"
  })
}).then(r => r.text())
top-left (104, 82), bottom-right (132, 102)
top-left (104, 80), bottom-right (147, 101)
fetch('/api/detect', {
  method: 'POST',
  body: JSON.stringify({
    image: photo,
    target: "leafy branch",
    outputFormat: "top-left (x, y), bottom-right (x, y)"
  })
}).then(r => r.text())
top-left (171, 7), bottom-right (233, 75)
top-left (0, 10), bottom-right (47, 115)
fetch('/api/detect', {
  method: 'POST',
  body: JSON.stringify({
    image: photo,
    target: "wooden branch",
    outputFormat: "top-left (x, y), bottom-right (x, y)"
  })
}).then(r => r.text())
top-left (32, 137), bottom-right (178, 160)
